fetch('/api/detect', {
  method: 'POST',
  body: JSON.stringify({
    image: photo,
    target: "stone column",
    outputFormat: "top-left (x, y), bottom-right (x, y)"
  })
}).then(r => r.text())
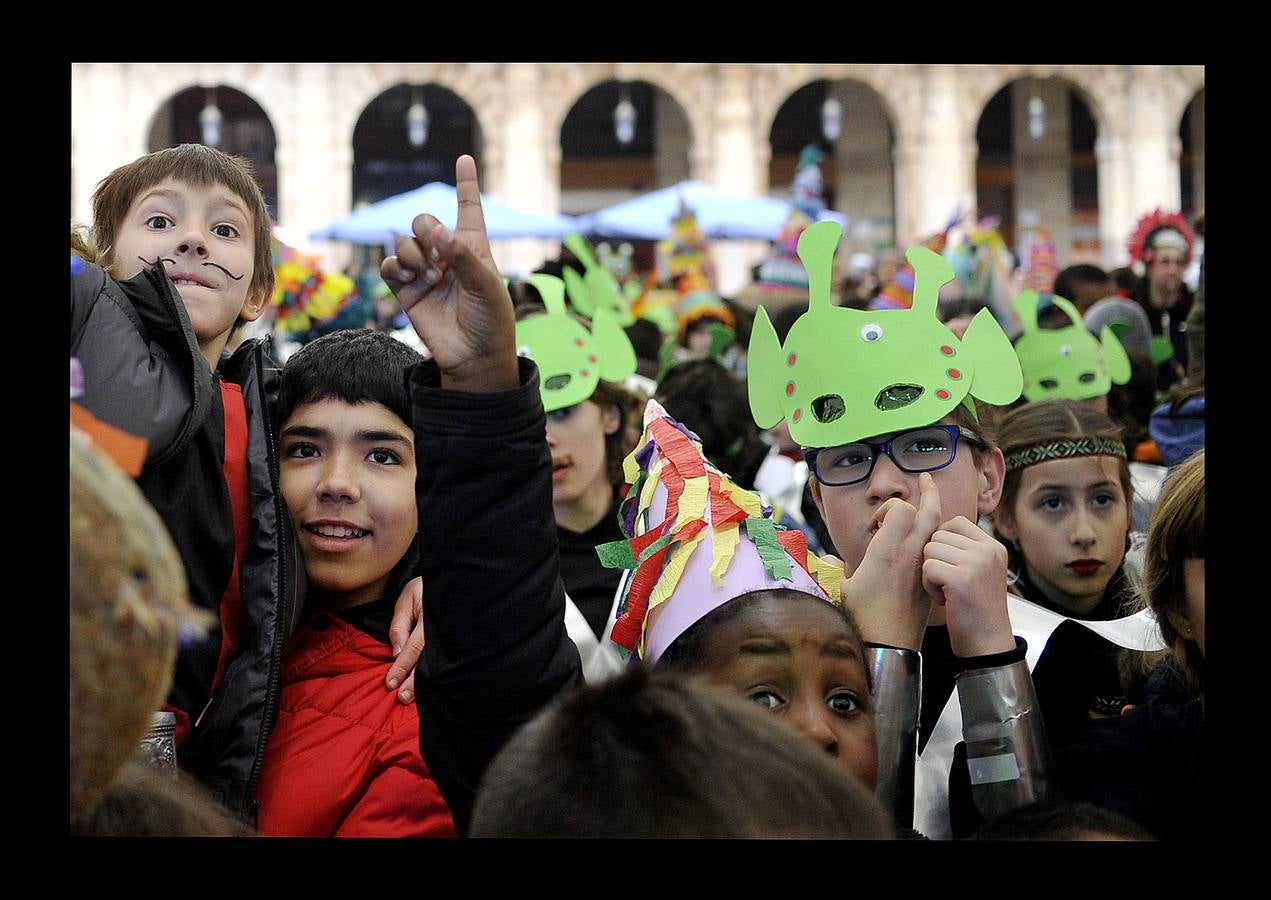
top-left (894, 66), bottom-right (976, 246)
top-left (278, 64), bottom-right (350, 267)
top-left (709, 65), bottom-right (768, 296)
top-left (1011, 78), bottom-right (1072, 265)
top-left (1097, 67), bottom-right (1182, 268)
top-left (72, 64), bottom-right (135, 227)
top-left (833, 79), bottom-right (896, 259)
top-left (487, 64), bottom-right (558, 278)
top-left (654, 87), bottom-right (692, 189)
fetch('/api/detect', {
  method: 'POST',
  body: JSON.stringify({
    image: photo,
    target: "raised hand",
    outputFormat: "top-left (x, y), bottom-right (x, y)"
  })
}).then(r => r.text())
top-left (841, 472), bottom-right (943, 650)
top-left (381, 155), bottom-right (518, 393)
top-left (922, 515), bottom-right (1015, 657)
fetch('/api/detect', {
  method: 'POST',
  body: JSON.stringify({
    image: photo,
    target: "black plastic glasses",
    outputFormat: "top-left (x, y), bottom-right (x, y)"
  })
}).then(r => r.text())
top-left (804, 425), bottom-right (985, 487)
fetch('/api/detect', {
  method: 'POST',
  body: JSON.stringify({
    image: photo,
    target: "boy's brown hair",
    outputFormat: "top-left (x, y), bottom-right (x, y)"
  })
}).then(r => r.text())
top-left (90, 144), bottom-right (274, 311)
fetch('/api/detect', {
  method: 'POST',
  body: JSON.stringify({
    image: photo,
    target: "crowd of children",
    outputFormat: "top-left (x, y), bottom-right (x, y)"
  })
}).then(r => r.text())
top-left (70, 143), bottom-right (1205, 840)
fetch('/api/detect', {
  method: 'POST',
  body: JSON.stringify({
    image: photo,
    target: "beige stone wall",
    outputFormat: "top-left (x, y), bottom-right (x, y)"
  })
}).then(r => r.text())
top-left (71, 63), bottom-right (1203, 286)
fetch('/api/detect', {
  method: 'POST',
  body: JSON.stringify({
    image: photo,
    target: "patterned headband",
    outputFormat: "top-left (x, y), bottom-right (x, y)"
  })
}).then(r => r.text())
top-left (1004, 437), bottom-right (1127, 472)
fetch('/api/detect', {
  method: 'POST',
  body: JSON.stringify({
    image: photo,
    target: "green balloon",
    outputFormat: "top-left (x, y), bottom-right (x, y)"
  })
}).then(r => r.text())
top-left (1012, 292), bottom-right (1132, 403)
top-left (516, 273), bottom-right (637, 412)
top-left (747, 221), bottom-right (1022, 448)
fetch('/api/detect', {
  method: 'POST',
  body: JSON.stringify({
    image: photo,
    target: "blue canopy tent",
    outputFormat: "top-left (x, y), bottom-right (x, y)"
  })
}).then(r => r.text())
top-left (310, 182), bottom-right (581, 247)
top-left (575, 180), bottom-right (848, 241)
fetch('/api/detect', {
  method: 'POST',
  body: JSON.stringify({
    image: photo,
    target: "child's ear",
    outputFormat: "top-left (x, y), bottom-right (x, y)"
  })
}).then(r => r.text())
top-left (809, 476), bottom-right (826, 519)
top-left (977, 446), bottom-right (1006, 519)
top-left (602, 403), bottom-right (621, 436)
top-left (1166, 610), bottom-right (1194, 641)
top-left (239, 285), bottom-right (271, 324)
top-left (993, 505), bottom-right (1018, 541)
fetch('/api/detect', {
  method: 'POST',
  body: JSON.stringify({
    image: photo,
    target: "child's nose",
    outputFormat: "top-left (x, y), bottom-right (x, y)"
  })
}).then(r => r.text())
top-left (318, 457), bottom-right (360, 503)
top-left (175, 228), bottom-right (208, 258)
top-left (864, 452), bottom-right (910, 504)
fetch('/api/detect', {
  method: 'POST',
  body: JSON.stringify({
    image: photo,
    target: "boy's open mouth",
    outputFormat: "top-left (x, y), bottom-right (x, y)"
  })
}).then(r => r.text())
top-left (305, 523), bottom-right (370, 539)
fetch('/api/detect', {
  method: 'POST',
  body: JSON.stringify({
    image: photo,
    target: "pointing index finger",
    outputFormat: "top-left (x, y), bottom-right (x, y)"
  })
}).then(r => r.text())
top-left (453, 154), bottom-right (490, 249)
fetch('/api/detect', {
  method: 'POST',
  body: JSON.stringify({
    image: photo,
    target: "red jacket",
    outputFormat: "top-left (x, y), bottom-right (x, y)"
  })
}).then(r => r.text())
top-left (254, 613), bottom-right (456, 837)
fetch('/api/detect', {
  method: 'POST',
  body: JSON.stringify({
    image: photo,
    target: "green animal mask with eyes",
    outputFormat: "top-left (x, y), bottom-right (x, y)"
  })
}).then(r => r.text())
top-left (515, 273), bottom-right (637, 412)
top-left (747, 221), bottom-right (1022, 448)
top-left (562, 233), bottom-right (636, 327)
top-left (1012, 291), bottom-right (1132, 403)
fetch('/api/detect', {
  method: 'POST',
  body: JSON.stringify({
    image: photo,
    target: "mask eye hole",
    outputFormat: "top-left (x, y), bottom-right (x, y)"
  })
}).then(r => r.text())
top-left (1079, 372), bottom-right (1097, 383)
top-left (1039, 378), bottom-right (1060, 390)
top-left (860, 323), bottom-right (884, 342)
top-left (544, 374), bottom-right (572, 391)
top-left (811, 394), bottom-right (845, 423)
top-left (875, 384), bottom-right (923, 410)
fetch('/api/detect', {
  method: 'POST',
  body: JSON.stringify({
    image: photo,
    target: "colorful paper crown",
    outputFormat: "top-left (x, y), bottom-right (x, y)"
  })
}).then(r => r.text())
top-left (1012, 291), bottom-right (1131, 403)
top-left (515, 273), bottom-right (637, 412)
top-left (755, 209), bottom-right (815, 296)
top-left (749, 221), bottom-right (1023, 448)
top-left (1023, 228), bottom-right (1059, 295)
top-left (562, 233), bottom-right (636, 327)
top-left (597, 399), bottom-right (842, 663)
top-left (1127, 209), bottom-right (1195, 265)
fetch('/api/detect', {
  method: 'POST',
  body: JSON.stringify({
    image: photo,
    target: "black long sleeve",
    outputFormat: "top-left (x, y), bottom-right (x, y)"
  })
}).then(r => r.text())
top-left (409, 357), bottom-right (583, 835)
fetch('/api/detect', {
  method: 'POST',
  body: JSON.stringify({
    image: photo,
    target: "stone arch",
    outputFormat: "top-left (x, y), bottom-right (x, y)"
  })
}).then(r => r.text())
top-left (145, 82), bottom-right (280, 219)
top-left (1179, 86), bottom-right (1204, 220)
top-left (349, 81), bottom-right (483, 208)
top-left (973, 72), bottom-right (1106, 265)
top-left (962, 65), bottom-right (1111, 148)
top-left (557, 76), bottom-right (697, 218)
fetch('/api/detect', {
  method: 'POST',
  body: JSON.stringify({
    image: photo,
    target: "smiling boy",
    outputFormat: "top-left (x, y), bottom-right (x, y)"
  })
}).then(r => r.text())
top-left (251, 329), bottom-right (457, 837)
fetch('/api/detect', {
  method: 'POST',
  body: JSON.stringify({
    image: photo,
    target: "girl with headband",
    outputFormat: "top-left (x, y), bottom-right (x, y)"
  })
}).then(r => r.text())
top-left (991, 400), bottom-right (1138, 752)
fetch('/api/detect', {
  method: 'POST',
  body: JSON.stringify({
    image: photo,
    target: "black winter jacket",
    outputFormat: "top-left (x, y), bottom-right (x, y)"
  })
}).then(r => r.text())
top-left (71, 259), bottom-right (304, 819)
top-left (408, 357), bottom-right (584, 835)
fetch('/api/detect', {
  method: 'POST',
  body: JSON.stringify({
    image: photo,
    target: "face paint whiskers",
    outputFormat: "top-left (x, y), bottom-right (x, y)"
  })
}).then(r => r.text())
top-left (203, 261), bottom-right (245, 281)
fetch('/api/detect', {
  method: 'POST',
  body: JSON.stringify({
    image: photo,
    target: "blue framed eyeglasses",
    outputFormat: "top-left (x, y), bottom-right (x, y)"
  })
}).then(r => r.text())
top-left (803, 425), bottom-right (985, 487)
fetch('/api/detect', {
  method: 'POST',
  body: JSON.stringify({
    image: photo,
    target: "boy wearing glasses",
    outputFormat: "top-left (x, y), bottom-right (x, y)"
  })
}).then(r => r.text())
top-left (748, 222), bottom-right (1048, 837)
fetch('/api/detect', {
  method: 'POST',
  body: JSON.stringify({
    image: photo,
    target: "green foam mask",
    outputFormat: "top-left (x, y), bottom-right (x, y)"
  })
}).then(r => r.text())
top-left (515, 273), bottom-right (637, 412)
top-left (563, 234), bottom-right (636, 327)
top-left (747, 221), bottom-right (1022, 448)
top-left (1012, 291), bottom-right (1132, 403)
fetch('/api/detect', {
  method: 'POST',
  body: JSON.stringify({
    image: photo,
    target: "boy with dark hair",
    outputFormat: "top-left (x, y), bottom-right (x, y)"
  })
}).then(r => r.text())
top-left (253, 329), bottom-right (457, 836)
top-left (470, 669), bottom-right (893, 839)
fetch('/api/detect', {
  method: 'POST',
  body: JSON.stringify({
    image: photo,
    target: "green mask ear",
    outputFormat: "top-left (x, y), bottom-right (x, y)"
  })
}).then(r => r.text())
top-left (907, 245), bottom-right (954, 317)
top-left (963, 307), bottom-right (1025, 405)
top-left (1099, 325), bottom-right (1132, 384)
top-left (1013, 290), bottom-right (1043, 332)
top-left (528, 273), bottom-right (568, 316)
top-left (562, 266), bottom-right (593, 316)
top-left (797, 221), bottom-right (842, 314)
top-left (746, 305), bottom-right (785, 430)
top-left (590, 305), bottom-right (638, 382)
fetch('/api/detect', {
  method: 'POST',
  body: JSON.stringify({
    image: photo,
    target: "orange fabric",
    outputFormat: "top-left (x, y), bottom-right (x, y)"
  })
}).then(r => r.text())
top-left (1133, 438), bottom-right (1163, 465)
top-left (70, 401), bottom-right (148, 477)
top-left (211, 382), bottom-right (251, 696)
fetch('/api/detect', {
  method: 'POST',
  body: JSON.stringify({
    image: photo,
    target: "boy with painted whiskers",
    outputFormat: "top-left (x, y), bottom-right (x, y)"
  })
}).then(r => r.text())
top-left (748, 221), bottom-right (1051, 835)
top-left (71, 144), bottom-right (428, 821)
